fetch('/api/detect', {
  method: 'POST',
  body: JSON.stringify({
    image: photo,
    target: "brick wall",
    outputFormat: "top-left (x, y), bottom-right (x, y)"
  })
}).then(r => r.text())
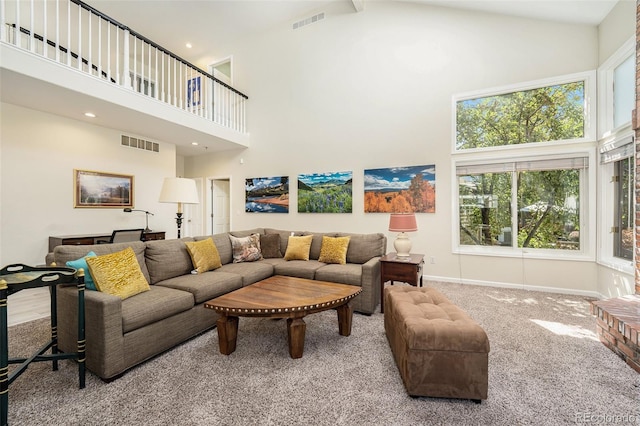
top-left (636, 1), bottom-right (640, 295)
top-left (591, 299), bottom-right (640, 373)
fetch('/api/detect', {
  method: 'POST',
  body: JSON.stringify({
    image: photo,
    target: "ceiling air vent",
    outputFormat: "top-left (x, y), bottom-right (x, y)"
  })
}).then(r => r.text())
top-left (293, 12), bottom-right (325, 30)
top-left (121, 135), bottom-right (159, 153)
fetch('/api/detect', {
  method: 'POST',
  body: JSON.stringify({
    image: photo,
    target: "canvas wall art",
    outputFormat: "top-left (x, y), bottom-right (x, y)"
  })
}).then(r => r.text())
top-left (298, 171), bottom-right (353, 213)
top-left (74, 169), bottom-right (133, 208)
top-left (245, 176), bottom-right (289, 213)
top-left (364, 165), bottom-right (436, 213)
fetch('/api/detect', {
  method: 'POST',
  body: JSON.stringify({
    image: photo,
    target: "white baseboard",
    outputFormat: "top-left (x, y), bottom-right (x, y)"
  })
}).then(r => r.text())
top-left (423, 274), bottom-right (604, 299)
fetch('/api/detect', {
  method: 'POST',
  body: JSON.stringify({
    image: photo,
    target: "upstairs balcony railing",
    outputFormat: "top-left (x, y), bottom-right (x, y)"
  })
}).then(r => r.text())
top-left (0, 0), bottom-right (248, 133)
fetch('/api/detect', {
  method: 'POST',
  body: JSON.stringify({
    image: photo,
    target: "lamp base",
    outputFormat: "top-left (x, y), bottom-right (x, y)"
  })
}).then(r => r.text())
top-left (394, 232), bottom-right (412, 257)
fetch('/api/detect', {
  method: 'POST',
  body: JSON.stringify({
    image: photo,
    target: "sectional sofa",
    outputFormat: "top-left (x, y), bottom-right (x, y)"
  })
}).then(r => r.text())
top-left (50, 228), bottom-right (386, 380)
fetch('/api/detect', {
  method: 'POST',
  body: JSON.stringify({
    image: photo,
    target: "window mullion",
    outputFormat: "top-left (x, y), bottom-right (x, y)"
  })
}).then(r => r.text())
top-left (511, 171), bottom-right (519, 248)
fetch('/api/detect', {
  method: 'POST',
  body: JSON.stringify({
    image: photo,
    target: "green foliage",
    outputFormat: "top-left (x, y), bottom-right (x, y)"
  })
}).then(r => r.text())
top-left (456, 80), bottom-right (585, 250)
top-left (298, 185), bottom-right (352, 213)
top-left (456, 82), bottom-right (584, 150)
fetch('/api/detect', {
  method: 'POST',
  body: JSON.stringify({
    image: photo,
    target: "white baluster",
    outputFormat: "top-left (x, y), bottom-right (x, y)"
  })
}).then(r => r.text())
top-left (87, 10), bottom-right (92, 74)
top-left (122, 29), bottom-right (131, 88)
top-left (77, 4), bottom-right (81, 70)
top-left (43, 0), bottom-right (48, 57)
top-left (55, 0), bottom-right (60, 62)
top-left (106, 21), bottom-right (110, 82)
top-left (66, 0), bottom-right (70, 65)
top-left (29, 0), bottom-right (34, 52)
top-left (0, 0), bottom-right (5, 43)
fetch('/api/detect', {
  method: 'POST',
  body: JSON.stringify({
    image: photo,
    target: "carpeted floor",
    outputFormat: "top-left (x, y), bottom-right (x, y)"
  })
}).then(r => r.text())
top-left (6, 281), bottom-right (639, 425)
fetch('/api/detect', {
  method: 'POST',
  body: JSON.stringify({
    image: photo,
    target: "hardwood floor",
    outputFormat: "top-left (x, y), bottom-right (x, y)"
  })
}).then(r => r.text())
top-left (7, 287), bottom-right (50, 326)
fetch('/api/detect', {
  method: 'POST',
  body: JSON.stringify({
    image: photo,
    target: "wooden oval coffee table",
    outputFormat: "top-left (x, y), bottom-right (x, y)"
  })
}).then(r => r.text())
top-left (204, 275), bottom-right (362, 358)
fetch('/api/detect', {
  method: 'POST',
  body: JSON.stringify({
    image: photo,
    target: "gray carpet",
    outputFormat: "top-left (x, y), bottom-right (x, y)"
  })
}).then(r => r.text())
top-left (7, 281), bottom-right (639, 425)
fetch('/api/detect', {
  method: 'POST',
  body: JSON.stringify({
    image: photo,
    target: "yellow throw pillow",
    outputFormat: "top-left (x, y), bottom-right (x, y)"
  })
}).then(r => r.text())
top-left (86, 247), bottom-right (150, 300)
top-left (318, 236), bottom-right (351, 265)
top-left (185, 238), bottom-right (222, 273)
top-left (283, 235), bottom-right (313, 261)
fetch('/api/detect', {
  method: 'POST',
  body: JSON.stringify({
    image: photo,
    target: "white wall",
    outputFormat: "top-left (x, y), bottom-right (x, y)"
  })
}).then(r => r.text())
top-left (0, 103), bottom-right (179, 266)
top-left (185, 2), bottom-right (604, 295)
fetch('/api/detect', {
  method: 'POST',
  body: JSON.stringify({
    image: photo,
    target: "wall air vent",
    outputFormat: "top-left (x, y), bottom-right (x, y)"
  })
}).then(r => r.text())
top-left (121, 135), bottom-right (159, 153)
top-left (293, 12), bottom-right (325, 30)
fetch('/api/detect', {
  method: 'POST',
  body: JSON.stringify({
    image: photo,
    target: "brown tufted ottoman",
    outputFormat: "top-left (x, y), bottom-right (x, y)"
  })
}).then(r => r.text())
top-left (384, 286), bottom-right (490, 402)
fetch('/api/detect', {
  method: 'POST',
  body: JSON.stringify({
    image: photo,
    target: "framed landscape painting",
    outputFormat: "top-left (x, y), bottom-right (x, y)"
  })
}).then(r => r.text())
top-left (245, 176), bottom-right (289, 213)
top-left (74, 169), bottom-right (133, 208)
top-left (298, 171), bottom-right (352, 213)
top-left (364, 165), bottom-right (436, 213)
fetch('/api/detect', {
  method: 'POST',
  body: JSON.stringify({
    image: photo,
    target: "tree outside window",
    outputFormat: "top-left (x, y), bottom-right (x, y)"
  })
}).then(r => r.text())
top-left (455, 77), bottom-right (589, 252)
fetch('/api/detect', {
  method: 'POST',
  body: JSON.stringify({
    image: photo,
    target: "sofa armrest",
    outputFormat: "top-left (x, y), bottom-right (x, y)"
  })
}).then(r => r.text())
top-left (57, 286), bottom-right (126, 379)
top-left (357, 256), bottom-right (382, 315)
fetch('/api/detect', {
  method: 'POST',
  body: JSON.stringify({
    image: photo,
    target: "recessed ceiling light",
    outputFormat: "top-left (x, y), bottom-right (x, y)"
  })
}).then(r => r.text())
top-left (84, 112), bottom-right (96, 118)
top-left (186, 43), bottom-right (192, 49)
top-left (191, 142), bottom-right (199, 146)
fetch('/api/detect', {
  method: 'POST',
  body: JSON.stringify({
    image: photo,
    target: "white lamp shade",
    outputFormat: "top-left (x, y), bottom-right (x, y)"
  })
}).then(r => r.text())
top-left (159, 177), bottom-right (199, 204)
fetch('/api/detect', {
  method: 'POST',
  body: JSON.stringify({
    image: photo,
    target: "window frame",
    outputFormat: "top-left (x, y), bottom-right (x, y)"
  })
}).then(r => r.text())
top-left (452, 71), bottom-right (597, 154)
top-left (597, 129), bottom-right (635, 273)
top-left (597, 37), bottom-right (635, 139)
top-left (596, 36), bottom-right (635, 274)
top-left (451, 71), bottom-right (597, 261)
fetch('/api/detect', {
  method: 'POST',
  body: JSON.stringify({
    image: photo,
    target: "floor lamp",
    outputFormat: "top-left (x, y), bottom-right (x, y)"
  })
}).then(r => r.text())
top-left (158, 177), bottom-right (199, 238)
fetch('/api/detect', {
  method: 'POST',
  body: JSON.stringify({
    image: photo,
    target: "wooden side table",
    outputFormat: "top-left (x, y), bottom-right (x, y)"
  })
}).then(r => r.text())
top-left (380, 253), bottom-right (424, 313)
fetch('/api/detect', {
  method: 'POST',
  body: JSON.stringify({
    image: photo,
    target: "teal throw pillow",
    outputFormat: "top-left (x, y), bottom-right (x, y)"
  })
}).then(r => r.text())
top-left (66, 251), bottom-right (97, 290)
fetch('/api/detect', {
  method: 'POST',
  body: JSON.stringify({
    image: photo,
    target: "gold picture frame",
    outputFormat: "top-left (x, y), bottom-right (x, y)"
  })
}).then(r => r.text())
top-left (74, 169), bottom-right (134, 208)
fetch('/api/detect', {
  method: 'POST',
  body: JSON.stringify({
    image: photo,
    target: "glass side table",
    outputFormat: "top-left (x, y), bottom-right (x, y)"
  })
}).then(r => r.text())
top-left (0, 264), bottom-right (86, 426)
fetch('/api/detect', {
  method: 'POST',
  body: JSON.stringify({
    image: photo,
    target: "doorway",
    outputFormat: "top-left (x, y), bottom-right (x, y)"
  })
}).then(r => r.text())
top-left (209, 57), bottom-right (232, 126)
top-left (208, 178), bottom-right (231, 234)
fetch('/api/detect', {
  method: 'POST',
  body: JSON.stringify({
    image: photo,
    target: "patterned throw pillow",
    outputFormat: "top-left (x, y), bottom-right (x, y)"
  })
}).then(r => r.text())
top-left (283, 235), bottom-right (313, 261)
top-left (66, 251), bottom-right (97, 290)
top-left (185, 238), bottom-right (222, 273)
top-left (86, 247), bottom-right (150, 300)
top-left (260, 234), bottom-right (282, 258)
top-left (229, 233), bottom-right (263, 263)
top-left (318, 236), bottom-right (351, 265)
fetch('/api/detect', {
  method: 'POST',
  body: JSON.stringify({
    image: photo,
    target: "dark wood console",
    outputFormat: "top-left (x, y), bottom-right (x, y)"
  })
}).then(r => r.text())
top-left (49, 231), bottom-right (165, 252)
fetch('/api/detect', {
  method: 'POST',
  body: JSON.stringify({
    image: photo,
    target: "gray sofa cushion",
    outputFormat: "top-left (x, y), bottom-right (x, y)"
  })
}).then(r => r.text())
top-left (145, 238), bottom-right (195, 284)
top-left (264, 228), bottom-right (304, 256)
top-left (216, 261), bottom-right (274, 286)
top-left (155, 271), bottom-right (243, 304)
top-left (337, 232), bottom-right (386, 264)
top-left (274, 260), bottom-right (325, 280)
top-left (195, 233), bottom-right (234, 265)
top-left (229, 228), bottom-right (265, 238)
top-left (53, 241), bottom-right (150, 283)
top-left (122, 286), bottom-right (194, 333)
top-left (315, 263), bottom-right (363, 286)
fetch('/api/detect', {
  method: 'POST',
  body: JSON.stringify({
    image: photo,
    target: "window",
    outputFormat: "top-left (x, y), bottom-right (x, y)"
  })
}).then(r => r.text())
top-left (613, 55), bottom-right (634, 129)
top-left (457, 157), bottom-right (586, 250)
top-left (599, 133), bottom-right (635, 265)
top-left (453, 72), bottom-right (595, 258)
top-left (614, 157), bottom-right (633, 260)
top-left (456, 81), bottom-right (586, 150)
top-left (597, 37), bottom-right (635, 270)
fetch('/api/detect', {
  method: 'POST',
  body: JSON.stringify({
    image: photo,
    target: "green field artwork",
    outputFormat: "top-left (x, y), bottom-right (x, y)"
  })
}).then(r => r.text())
top-left (298, 171), bottom-right (353, 213)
